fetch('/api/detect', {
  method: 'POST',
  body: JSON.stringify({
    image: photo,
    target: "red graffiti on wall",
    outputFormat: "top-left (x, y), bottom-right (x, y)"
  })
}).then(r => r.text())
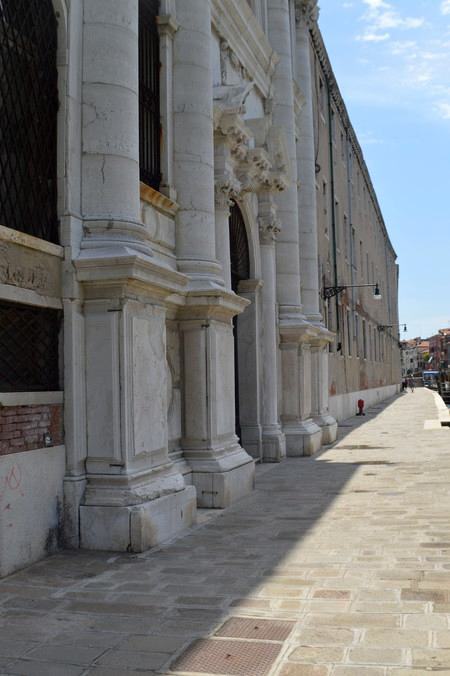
top-left (0, 464), bottom-right (23, 503)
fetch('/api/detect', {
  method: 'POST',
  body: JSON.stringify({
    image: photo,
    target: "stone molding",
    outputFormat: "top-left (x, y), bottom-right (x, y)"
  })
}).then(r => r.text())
top-left (211, 0), bottom-right (276, 98)
top-left (0, 224), bottom-right (63, 259)
top-left (156, 14), bottom-right (178, 37)
top-left (140, 182), bottom-right (179, 218)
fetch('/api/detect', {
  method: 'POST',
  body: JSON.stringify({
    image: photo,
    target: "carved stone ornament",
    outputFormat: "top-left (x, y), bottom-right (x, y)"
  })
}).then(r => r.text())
top-left (258, 214), bottom-right (281, 244)
top-left (295, 0), bottom-right (320, 27)
top-left (258, 196), bottom-right (281, 244)
top-left (215, 171), bottom-right (241, 209)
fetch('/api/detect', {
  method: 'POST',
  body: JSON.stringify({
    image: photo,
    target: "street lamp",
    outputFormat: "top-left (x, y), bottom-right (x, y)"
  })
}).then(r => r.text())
top-left (378, 323), bottom-right (407, 333)
top-left (321, 282), bottom-right (382, 300)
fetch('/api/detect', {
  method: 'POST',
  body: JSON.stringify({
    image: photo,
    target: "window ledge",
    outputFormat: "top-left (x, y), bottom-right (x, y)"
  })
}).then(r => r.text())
top-left (0, 391), bottom-right (63, 407)
top-left (140, 183), bottom-right (179, 218)
top-left (0, 224), bottom-right (63, 258)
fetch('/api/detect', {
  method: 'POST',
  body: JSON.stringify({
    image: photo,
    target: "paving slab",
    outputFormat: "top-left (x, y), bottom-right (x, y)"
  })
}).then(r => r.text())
top-left (1, 390), bottom-right (450, 675)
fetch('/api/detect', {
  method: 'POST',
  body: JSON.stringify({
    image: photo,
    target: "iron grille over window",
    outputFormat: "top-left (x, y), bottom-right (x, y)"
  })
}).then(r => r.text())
top-left (139, 0), bottom-right (161, 191)
top-left (229, 202), bottom-right (250, 293)
top-left (0, 302), bottom-right (61, 392)
top-left (0, 0), bottom-right (58, 243)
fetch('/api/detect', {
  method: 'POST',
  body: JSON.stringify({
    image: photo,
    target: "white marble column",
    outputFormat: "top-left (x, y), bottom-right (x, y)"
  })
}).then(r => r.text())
top-left (267, 0), bottom-right (321, 455)
top-left (173, 0), bottom-right (254, 506)
top-left (259, 199), bottom-right (286, 462)
top-left (295, 0), bottom-right (337, 444)
top-left (237, 279), bottom-right (263, 461)
top-left (173, 0), bottom-right (223, 287)
top-left (80, 0), bottom-right (150, 256)
top-left (76, 0), bottom-right (196, 552)
top-left (214, 187), bottom-right (232, 290)
top-left (267, 0), bottom-right (303, 321)
top-left (295, 0), bottom-right (321, 323)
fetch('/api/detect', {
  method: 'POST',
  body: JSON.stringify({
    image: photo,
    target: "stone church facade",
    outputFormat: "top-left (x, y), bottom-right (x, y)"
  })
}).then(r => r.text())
top-left (0, 0), bottom-right (399, 575)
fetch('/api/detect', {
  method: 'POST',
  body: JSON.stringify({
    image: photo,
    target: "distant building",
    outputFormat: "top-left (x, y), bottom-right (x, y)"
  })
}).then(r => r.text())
top-left (427, 329), bottom-right (450, 375)
top-left (401, 338), bottom-right (424, 377)
top-left (401, 329), bottom-right (450, 379)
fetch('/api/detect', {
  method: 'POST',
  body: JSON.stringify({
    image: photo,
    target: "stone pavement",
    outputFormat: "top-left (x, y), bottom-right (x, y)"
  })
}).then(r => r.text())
top-left (1, 389), bottom-right (450, 676)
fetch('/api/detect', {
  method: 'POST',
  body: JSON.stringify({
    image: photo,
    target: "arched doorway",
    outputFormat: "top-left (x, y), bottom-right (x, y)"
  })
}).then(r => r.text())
top-left (229, 202), bottom-right (250, 442)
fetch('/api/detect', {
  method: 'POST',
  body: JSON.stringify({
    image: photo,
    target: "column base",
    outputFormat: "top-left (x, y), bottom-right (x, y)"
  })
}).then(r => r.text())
top-left (315, 414), bottom-right (338, 444)
top-left (262, 425), bottom-right (286, 462)
top-left (240, 424), bottom-right (263, 461)
top-left (284, 419), bottom-right (322, 457)
top-left (63, 476), bottom-right (87, 549)
top-left (191, 459), bottom-right (255, 508)
top-left (79, 486), bottom-right (197, 552)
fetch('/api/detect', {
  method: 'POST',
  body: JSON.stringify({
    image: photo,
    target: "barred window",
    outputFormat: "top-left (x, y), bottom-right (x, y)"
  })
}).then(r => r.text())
top-left (0, 0), bottom-right (58, 243)
top-left (0, 302), bottom-right (61, 393)
top-left (139, 0), bottom-right (161, 191)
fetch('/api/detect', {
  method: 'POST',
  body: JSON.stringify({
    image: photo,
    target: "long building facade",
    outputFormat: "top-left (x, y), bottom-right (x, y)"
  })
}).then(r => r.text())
top-left (0, 0), bottom-right (400, 576)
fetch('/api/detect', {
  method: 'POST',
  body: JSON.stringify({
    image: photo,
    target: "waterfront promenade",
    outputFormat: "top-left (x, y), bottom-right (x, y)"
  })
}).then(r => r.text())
top-left (0, 389), bottom-right (450, 675)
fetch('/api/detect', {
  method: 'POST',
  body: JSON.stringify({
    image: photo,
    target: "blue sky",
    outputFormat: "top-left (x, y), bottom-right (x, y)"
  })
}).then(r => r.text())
top-left (318, 0), bottom-right (450, 339)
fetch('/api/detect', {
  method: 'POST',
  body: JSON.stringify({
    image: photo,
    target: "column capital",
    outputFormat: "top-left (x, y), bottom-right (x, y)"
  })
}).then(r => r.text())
top-left (156, 14), bottom-right (179, 37)
top-left (295, 0), bottom-right (320, 27)
top-left (214, 171), bottom-right (241, 209)
top-left (258, 193), bottom-right (281, 244)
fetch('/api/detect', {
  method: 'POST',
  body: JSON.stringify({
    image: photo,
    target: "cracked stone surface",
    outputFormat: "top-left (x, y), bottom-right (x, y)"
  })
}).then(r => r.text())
top-left (1, 389), bottom-right (450, 675)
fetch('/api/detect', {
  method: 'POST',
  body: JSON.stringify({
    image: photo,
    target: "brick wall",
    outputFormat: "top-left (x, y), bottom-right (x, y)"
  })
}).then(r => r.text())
top-left (0, 404), bottom-right (63, 456)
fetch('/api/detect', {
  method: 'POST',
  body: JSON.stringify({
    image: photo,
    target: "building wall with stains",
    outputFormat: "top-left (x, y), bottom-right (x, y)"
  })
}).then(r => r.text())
top-left (310, 27), bottom-right (401, 420)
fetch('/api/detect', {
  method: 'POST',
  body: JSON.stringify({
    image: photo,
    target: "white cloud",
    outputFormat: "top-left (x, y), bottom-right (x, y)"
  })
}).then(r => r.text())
top-left (441, 1), bottom-right (450, 16)
top-left (358, 0), bottom-right (425, 43)
top-left (357, 31), bottom-right (390, 41)
top-left (436, 102), bottom-right (450, 118)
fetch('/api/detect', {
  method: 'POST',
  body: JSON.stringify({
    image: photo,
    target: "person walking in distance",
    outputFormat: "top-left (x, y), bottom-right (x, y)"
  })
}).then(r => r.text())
top-left (408, 377), bottom-right (415, 393)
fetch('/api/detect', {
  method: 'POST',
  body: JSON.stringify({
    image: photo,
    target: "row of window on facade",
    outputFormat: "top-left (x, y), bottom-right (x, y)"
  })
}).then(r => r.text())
top-left (326, 303), bottom-right (396, 362)
top-left (0, 0), bottom-right (160, 393)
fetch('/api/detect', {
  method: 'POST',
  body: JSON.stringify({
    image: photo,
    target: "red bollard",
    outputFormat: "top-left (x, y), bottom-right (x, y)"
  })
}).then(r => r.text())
top-left (357, 399), bottom-right (365, 416)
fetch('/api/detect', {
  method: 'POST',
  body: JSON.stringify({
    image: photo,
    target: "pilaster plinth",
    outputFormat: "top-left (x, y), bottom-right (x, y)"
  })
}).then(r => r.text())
top-left (178, 289), bottom-right (255, 507)
top-left (75, 255), bottom-right (197, 552)
top-left (280, 323), bottom-right (322, 456)
top-left (310, 330), bottom-right (338, 444)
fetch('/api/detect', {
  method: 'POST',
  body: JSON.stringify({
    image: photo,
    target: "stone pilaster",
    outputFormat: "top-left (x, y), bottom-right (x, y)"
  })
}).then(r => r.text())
top-left (214, 174), bottom-right (240, 291)
top-left (173, 0), bottom-right (254, 505)
top-left (311, 339), bottom-right (338, 444)
top-left (237, 279), bottom-right (264, 461)
top-left (259, 196), bottom-right (286, 462)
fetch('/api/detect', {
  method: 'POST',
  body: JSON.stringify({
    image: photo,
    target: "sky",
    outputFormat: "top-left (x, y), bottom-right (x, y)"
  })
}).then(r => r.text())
top-left (318, 0), bottom-right (450, 340)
